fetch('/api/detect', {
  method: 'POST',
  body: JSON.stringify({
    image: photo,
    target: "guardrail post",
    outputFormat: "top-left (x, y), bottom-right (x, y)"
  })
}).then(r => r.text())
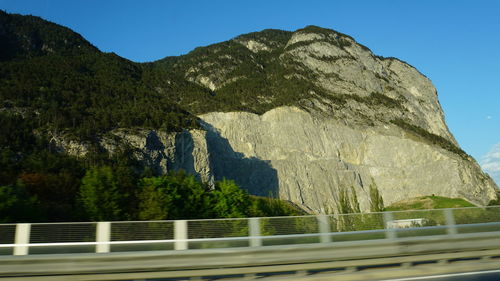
top-left (249, 217), bottom-right (262, 247)
top-left (96, 222), bottom-right (111, 253)
top-left (14, 223), bottom-right (30, 255)
top-left (383, 212), bottom-right (397, 240)
top-left (174, 220), bottom-right (188, 250)
top-left (317, 214), bottom-right (331, 243)
top-left (444, 208), bottom-right (457, 235)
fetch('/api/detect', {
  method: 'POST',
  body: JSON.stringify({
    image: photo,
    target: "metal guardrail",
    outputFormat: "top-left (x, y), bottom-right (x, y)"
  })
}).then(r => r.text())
top-left (3, 227), bottom-right (500, 280)
top-left (1, 206), bottom-right (500, 256)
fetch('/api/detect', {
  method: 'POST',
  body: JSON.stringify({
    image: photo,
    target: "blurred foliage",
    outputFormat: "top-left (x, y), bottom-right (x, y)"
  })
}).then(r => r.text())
top-left (0, 182), bottom-right (39, 223)
top-left (79, 166), bottom-right (123, 221)
top-left (136, 172), bottom-right (302, 221)
top-left (137, 171), bottom-right (211, 220)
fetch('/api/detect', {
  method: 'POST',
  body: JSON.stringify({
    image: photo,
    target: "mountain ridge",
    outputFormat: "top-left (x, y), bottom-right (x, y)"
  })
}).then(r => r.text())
top-left (0, 10), bottom-right (99, 61)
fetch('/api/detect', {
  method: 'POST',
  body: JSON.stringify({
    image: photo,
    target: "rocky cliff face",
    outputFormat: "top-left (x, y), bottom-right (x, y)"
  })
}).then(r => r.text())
top-left (199, 107), bottom-right (497, 212)
top-left (54, 25), bottom-right (497, 212)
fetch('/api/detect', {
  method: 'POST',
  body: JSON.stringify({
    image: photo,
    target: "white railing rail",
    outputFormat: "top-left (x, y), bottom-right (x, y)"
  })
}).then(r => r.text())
top-left (1, 206), bottom-right (500, 256)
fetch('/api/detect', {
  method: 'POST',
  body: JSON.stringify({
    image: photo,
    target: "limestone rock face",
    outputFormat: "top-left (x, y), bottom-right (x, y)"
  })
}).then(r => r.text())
top-left (198, 107), bottom-right (497, 212)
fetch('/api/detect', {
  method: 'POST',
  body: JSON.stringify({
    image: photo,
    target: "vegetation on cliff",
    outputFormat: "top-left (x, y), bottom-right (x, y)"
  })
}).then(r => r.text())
top-left (390, 119), bottom-right (468, 159)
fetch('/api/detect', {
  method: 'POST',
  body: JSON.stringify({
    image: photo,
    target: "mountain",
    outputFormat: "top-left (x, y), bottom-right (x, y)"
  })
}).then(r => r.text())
top-left (0, 11), bottom-right (497, 216)
top-left (0, 10), bottom-right (97, 61)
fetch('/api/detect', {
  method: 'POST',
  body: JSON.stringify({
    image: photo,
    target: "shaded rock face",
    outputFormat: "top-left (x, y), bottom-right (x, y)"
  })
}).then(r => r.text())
top-left (100, 129), bottom-right (214, 184)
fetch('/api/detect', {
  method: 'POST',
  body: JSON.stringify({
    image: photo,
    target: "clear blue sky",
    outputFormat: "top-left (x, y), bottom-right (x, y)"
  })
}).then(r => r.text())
top-left (1, 0), bottom-right (499, 183)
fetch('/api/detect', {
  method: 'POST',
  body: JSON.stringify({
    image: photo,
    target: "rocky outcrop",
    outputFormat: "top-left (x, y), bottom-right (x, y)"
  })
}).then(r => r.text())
top-left (278, 27), bottom-right (454, 142)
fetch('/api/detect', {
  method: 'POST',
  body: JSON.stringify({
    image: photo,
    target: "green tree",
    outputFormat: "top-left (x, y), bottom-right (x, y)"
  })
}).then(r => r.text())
top-left (211, 179), bottom-right (251, 218)
top-left (136, 177), bottom-right (170, 220)
top-left (0, 182), bottom-right (38, 222)
top-left (136, 171), bottom-right (210, 220)
top-left (247, 196), bottom-right (303, 217)
top-left (337, 186), bottom-right (360, 214)
top-left (369, 182), bottom-right (384, 212)
top-left (350, 186), bottom-right (361, 213)
top-left (335, 186), bottom-right (361, 231)
top-left (78, 166), bottom-right (122, 221)
top-left (19, 172), bottom-right (80, 221)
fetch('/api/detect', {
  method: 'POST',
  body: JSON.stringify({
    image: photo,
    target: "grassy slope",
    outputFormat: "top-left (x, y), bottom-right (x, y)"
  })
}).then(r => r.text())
top-left (385, 196), bottom-right (475, 211)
